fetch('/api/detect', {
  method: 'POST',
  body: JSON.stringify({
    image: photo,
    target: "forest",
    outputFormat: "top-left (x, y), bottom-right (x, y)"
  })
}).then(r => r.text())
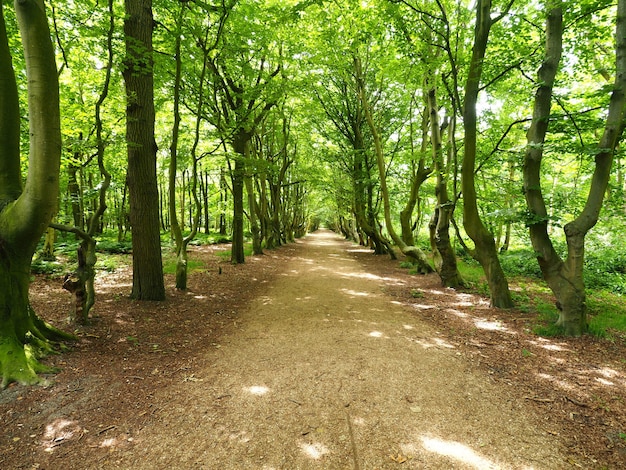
top-left (1, 0), bottom-right (626, 390)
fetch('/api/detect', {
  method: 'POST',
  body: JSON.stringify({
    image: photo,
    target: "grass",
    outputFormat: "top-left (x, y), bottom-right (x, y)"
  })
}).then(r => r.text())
top-left (455, 258), bottom-right (626, 339)
top-left (216, 243), bottom-right (254, 261)
top-left (162, 257), bottom-right (206, 275)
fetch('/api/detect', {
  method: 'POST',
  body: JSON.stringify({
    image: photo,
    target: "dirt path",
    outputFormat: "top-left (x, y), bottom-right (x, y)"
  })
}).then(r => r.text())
top-left (108, 230), bottom-right (566, 469)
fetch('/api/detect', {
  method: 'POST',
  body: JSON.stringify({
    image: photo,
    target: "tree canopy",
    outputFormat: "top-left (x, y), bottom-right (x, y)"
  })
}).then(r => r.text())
top-left (2, 0), bottom-right (626, 385)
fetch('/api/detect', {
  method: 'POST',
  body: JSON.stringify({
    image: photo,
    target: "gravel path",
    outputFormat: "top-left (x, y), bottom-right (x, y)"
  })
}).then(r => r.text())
top-left (116, 230), bottom-right (566, 469)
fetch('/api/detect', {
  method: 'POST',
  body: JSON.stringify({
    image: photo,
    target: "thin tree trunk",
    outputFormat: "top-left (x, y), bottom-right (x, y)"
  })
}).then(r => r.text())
top-left (356, 56), bottom-right (431, 272)
top-left (462, 0), bottom-right (513, 307)
top-left (427, 87), bottom-right (464, 287)
top-left (400, 103), bottom-right (431, 247)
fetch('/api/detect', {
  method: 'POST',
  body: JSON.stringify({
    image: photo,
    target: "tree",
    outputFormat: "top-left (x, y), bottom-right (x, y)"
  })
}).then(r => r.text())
top-left (123, 0), bottom-right (165, 300)
top-left (50, 0), bottom-right (116, 323)
top-left (203, 1), bottom-right (282, 263)
top-left (461, 0), bottom-right (514, 308)
top-left (427, 85), bottom-right (464, 287)
top-left (523, 0), bottom-right (626, 335)
top-left (0, 0), bottom-right (73, 387)
top-left (355, 54), bottom-right (433, 272)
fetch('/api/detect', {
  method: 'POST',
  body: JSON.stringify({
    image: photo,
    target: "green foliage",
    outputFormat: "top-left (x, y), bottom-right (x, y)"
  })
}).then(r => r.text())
top-left (30, 259), bottom-right (65, 276)
top-left (97, 239), bottom-right (133, 254)
top-left (217, 243), bottom-right (254, 261)
top-left (498, 249), bottom-right (543, 278)
top-left (162, 257), bottom-right (205, 276)
top-left (587, 292), bottom-right (626, 338)
top-left (531, 301), bottom-right (561, 337)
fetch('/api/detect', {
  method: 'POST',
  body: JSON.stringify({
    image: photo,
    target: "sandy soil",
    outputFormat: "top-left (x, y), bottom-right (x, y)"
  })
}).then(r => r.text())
top-left (1, 229), bottom-right (625, 469)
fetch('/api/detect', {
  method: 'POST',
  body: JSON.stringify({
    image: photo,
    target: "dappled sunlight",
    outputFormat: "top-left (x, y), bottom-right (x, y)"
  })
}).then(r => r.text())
top-left (536, 372), bottom-right (576, 391)
top-left (527, 338), bottom-right (571, 352)
top-left (245, 385), bottom-right (270, 396)
top-left (411, 303), bottom-right (435, 310)
top-left (346, 247), bottom-right (372, 254)
top-left (411, 336), bottom-right (456, 350)
top-left (340, 288), bottom-right (370, 297)
top-left (526, 342), bottom-right (625, 390)
top-left (42, 418), bottom-right (84, 452)
top-left (596, 377), bottom-right (614, 386)
top-left (94, 267), bottom-right (133, 294)
top-left (474, 319), bottom-right (508, 332)
top-left (299, 441), bottom-right (330, 460)
top-left (368, 330), bottom-right (385, 338)
top-left (420, 436), bottom-right (502, 469)
top-left (338, 270), bottom-right (405, 284)
top-left (352, 416), bottom-right (366, 426)
top-left (99, 435), bottom-right (130, 448)
top-left (228, 430), bottom-right (251, 444)
top-left (588, 366), bottom-right (626, 388)
top-left (446, 308), bottom-right (468, 318)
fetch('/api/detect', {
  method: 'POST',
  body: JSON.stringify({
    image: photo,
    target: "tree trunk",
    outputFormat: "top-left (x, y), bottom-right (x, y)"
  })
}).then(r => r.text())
top-left (0, 0), bottom-right (74, 387)
top-left (218, 168), bottom-right (227, 235)
top-left (525, 0), bottom-right (626, 335)
top-left (168, 2), bottom-right (188, 289)
top-left (462, 0), bottom-right (513, 307)
top-left (230, 143), bottom-right (247, 264)
top-left (355, 56), bottom-right (430, 271)
top-left (427, 87), bottom-right (464, 287)
top-left (123, 0), bottom-right (165, 300)
top-left (400, 99), bottom-right (431, 247)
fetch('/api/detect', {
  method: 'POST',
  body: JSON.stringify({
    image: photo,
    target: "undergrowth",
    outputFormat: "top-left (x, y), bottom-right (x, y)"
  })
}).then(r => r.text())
top-left (453, 254), bottom-right (626, 339)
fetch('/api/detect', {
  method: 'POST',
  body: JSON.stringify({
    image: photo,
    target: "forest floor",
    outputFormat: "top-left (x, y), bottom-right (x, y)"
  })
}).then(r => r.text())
top-left (1, 229), bottom-right (625, 469)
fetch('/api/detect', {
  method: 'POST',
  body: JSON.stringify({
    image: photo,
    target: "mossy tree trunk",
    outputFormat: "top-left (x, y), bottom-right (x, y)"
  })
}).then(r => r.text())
top-left (524, 0), bottom-right (626, 335)
top-left (462, 0), bottom-right (513, 308)
top-left (0, 0), bottom-right (74, 387)
top-left (355, 56), bottom-right (431, 271)
top-left (427, 87), bottom-right (464, 287)
top-left (399, 106), bottom-right (431, 248)
top-left (169, 2), bottom-right (208, 289)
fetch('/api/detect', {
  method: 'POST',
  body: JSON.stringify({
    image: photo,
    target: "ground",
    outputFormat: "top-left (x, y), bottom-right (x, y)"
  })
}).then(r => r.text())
top-left (1, 229), bottom-right (625, 469)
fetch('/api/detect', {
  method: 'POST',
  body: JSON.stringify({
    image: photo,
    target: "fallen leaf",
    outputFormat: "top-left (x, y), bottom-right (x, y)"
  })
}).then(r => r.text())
top-left (390, 453), bottom-right (408, 463)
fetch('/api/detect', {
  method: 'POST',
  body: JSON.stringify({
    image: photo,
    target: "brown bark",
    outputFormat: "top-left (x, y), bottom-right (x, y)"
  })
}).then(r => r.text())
top-left (524, 0), bottom-right (626, 335)
top-left (427, 87), bottom-right (464, 287)
top-left (462, 0), bottom-right (513, 308)
top-left (123, 0), bottom-right (165, 300)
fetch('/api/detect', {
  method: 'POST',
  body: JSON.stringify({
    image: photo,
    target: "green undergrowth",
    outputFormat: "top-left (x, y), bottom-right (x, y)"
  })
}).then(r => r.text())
top-left (402, 254), bottom-right (626, 340)
top-left (216, 243), bottom-right (254, 261)
top-left (162, 256), bottom-right (206, 275)
top-left (32, 230), bottom-right (233, 276)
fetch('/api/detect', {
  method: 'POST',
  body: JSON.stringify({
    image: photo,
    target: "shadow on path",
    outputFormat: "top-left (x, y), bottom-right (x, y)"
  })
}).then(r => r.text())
top-left (119, 230), bottom-right (566, 469)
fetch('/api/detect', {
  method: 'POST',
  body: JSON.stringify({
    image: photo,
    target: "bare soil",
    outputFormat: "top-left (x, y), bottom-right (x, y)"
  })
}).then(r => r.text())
top-left (1, 229), bottom-right (625, 469)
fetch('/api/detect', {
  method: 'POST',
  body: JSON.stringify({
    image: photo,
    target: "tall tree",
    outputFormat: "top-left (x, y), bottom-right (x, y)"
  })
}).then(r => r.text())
top-left (523, 0), bottom-right (626, 335)
top-left (51, 0), bottom-right (116, 322)
top-left (204, 1), bottom-right (282, 263)
top-left (0, 0), bottom-right (73, 387)
top-left (427, 85), bottom-right (464, 287)
top-left (355, 54), bottom-right (433, 272)
top-left (462, 0), bottom-right (514, 308)
top-left (123, 0), bottom-right (165, 299)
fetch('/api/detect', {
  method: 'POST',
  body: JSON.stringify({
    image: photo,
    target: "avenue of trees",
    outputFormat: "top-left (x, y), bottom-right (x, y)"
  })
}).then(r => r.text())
top-left (1, 0), bottom-right (626, 386)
